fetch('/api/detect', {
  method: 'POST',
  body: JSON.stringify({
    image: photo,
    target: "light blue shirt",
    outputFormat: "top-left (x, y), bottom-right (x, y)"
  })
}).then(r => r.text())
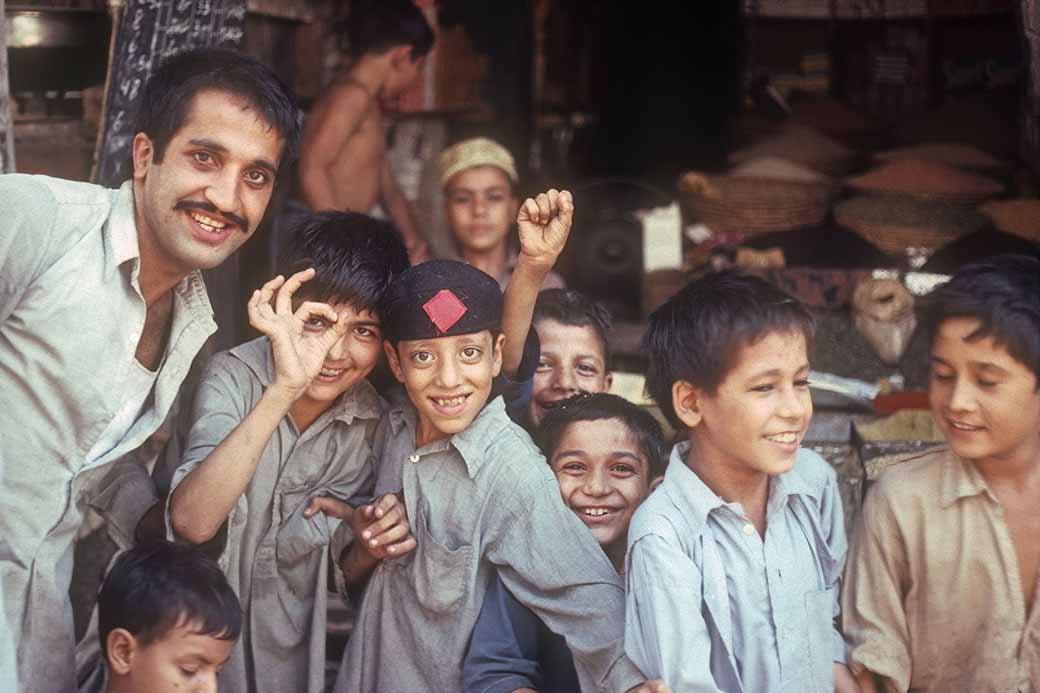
top-left (625, 442), bottom-right (847, 693)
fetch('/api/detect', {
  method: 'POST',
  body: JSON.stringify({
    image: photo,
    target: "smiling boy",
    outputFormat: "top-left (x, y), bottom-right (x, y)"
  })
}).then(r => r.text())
top-left (165, 211), bottom-right (413, 693)
top-left (0, 48), bottom-right (298, 693)
top-left (843, 254), bottom-right (1040, 693)
top-left (628, 271), bottom-right (856, 692)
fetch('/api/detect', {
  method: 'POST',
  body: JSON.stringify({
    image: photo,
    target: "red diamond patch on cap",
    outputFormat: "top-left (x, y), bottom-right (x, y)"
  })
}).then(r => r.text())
top-left (423, 289), bottom-right (468, 333)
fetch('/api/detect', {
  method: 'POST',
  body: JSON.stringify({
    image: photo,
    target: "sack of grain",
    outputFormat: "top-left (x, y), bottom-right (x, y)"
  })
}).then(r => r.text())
top-left (978, 199), bottom-right (1040, 243)
top-left (845, 158), bottom-right (1003, 204)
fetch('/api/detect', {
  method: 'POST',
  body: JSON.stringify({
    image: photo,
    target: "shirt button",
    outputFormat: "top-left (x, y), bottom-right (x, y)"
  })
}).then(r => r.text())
top-left (408, 453), bottom-right (420, 463)
top-left (742, 523), bottom-right (755, 536)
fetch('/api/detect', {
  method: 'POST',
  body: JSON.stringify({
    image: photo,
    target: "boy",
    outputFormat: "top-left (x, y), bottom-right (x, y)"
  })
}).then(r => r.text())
top-left (527, 288), bottom-right (614, 428)
top-left (167, 211), bottom-right (414, 693)
top-left (628, 271), bottom-right (857, 692)
top-left (0, 47), bottom-right (299, 693)
top-left (298, 0), bottom-right (432, 261)
top-left (97, 541), bottom-right (241, 693)
top-left (333, 193), bottom-right (663, 693)
top-left (440, 136), bottom-right (566, 290)
top-left (464, 392), bottom-right (666, 693)
top-left (843, 254), bottom-right (1040, 692)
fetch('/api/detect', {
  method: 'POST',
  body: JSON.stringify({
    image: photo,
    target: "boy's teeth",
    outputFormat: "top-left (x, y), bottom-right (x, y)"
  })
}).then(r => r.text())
top-left (320, 368), bottom-right (343, 377)
top-left (767, 432), bottom-right (797, 443)
top-left (434, 395), bottom-right (466, 407)
top-left (584, 508), bottom-right (610, 517)
top-left (190, 211), bottom-right (227, 230)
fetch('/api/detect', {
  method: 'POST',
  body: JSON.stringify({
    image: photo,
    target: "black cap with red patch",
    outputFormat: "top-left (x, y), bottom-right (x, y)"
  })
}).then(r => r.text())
top-left (381, 260), bottom-right (503, 343)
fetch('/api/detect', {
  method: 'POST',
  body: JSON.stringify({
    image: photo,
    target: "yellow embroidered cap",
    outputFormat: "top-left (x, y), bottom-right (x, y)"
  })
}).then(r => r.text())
top-left (438, 137), bottom-right (518, 187)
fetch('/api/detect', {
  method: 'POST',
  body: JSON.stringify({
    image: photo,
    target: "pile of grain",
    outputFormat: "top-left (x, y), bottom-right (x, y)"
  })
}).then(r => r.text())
top-left (729, 156), bottom-right (831, 184)
top-left (845, 159), bottom-right (1003, 204)
top-left (835, 195), bottom-right (990, 254)
top-left (874, 143), bottom-right (1007, 171)
top-left (978, 199), bottom-right (1040, 242)
top-left (729, 124), bottom-right (856, 176)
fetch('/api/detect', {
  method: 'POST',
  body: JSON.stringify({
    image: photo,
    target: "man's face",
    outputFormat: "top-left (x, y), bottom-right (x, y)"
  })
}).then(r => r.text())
top-left (296, 303), bottom-right (384, 410)
top-left (386, 329), bottom-right (504, 446)
top-left (132, 88), bottom-right (284, 278)
top-left (929, 317), bottom-right (1040, 464)
top-left (119, 622), bottom-right (233, 693)
top-left (530, 319), bottom-right (611, 426)
top-left (681, 330), bottom-right (812, 480)
top-left (550, 418), bottom-right (651, 552)
top-left (444, 166), bottom-right (518, 256)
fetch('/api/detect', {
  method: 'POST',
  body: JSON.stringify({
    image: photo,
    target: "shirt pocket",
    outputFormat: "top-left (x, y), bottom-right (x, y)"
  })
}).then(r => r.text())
top-left (804, 586), bottom-right (838, 692)
top-left (411, 504), bottom-right (471, 614)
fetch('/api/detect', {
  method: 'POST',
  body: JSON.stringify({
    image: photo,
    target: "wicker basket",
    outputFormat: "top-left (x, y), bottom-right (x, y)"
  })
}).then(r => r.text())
top-left (845, 159), bottom-right (1004, 205)
top-left (835, 195), bottom-right (989, 254)
top-left (679, 171), bottom-right (834, 235)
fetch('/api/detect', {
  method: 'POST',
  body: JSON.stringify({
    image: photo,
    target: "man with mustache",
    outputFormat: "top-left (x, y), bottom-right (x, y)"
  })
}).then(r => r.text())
top-left (0, 47), bottom-right (299, 692)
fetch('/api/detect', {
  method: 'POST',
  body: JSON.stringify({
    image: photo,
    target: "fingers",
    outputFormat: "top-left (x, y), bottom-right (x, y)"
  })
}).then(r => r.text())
top-left (303, 495), bottom-right (353, 521)
top-left (274, 267), bottom-right (316, 315)
top-left (557, 189), bottom-right (574, 229)
top-left (359, 499), bottom-right (407, 544)
top-left (518, 189), bottom-right (570, 225)
top-left (293, 301), bottom-right (339, 328)
top-left (247, 275), bottom-right (284, 330)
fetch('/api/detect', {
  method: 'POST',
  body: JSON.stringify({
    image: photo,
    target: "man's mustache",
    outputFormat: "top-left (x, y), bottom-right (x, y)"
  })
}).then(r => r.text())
top-left (174, 200), bottom-right (249, 232)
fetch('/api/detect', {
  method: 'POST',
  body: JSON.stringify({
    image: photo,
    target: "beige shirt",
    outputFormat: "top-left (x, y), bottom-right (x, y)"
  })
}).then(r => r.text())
top-left (0, 174), bottom-right (215, 693)
top-left (843, 447), bottom-right (1040, 693)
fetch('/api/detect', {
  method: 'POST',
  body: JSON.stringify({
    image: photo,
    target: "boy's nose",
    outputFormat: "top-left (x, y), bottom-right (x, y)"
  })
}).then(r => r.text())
top-left (583, 469), bottom-right (610, 496)
top-left (434, 357), bottom-right (463, 388)
top-left (551, 367), bottom-right (577, 393)
top-left (326, 334), bottom-right (349, 361)
top-left (947, 378), bottom-right (977, 413)
top-left (205, 170), bottom-right (240, 217)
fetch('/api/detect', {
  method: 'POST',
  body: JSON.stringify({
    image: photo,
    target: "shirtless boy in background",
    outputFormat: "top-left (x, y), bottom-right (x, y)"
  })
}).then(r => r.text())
top-left (298, 0), bottom-right (433, 262)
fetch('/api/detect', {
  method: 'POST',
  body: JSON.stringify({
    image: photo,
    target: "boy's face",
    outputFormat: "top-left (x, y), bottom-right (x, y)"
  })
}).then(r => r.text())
top-left (297, 302), bottom-right (384, 408)
top-left (550, 418), bottom-right (651, 551)
top-left (132, 88), bottom-right (283, 278)
top-left (386, 51), bottom-right (427, 100)
top-left (385, 329), bottom-right (504, 446)
top-left (112, 622), bottom-right (233, 693)
top-left (530, 319), bottom-right (612, 427)
top-left (929, 316), bottom-right (1040, 464)
top-left (444, 166), bottom-right (518, 256)
top-left (678, 330), bottom-right (812, 478)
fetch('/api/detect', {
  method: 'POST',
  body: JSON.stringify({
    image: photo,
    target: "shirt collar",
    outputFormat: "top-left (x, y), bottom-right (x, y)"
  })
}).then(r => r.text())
top-left (400, 395), bottom-right (512, 478)
top-left (229, 337), bottom-right (383, 423)
top-left (938, 448), bottom-right (996, 508)
top-left (103, 181), bottom-right (140, 280)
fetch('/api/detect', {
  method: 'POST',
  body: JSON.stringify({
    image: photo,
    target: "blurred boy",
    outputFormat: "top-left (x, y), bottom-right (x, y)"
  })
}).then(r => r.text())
top-left (167, 212), bottom-right (414, 693)
top-left (527, 288), bottom-right (613, 428)
top-left (629, 271), bottom-right (857, 692)
top-left (843, 254), bottom-right (1040, 692)
top-left (440, 137), bottom-right (565, 290)
top-left (334, 192), bottom-right (665, 693)
top-left (464, 392), bottom-right (666, 692)
top-left (97, 541), bottom-right (241, 693)
top-left (299, 0), bottom-right (432, 261)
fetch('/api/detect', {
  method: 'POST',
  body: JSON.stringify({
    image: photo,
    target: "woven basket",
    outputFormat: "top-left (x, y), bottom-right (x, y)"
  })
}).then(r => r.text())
top-left (835, 195), bottom-right (989, 254)
top-left (978, 200), bottom-right (1040, 243)
top-left (845, 159), bottom-right (1004, 205)
top-left (679, 171), bottom-right (834, 235)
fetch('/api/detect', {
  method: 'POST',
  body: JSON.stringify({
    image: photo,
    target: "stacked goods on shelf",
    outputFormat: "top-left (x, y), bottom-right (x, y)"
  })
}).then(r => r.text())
top-left (729, 123), bottom-right (858, 176)
top-left (834, 194), bottom-right (990, 254)
top-left (978, 199), bottom-right (1040, 243)
top-left (844, 158), bottom-right (1004, 204)
top-left (873, 142), bottom-right (1008, 172)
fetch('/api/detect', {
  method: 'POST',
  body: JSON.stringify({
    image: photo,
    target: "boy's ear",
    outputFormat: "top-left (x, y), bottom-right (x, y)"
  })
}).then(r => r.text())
top-left (672, 380), bottom-right (703, 428)
top-left (131, 133), bottom-right (154, 181)
top-left (383, 341), bottom-right (405, 383)
top-left (389, 44), bottom-right (415, 69)
top-left (603, 371), bottom-right (614, 391)
top-left (491, 333), bottom-right (505, 377)
top-left (106, 628), bottom-right (137, 675)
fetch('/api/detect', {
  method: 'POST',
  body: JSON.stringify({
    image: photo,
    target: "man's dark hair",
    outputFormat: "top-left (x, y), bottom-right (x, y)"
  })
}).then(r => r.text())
top-left (135, 48), bottom-right (300, 172)
top-left (533, 288), bottom-right (613, 366)
top-left (280, 210), bottom-right (410, 313)
top-left (347, 0), bottom-right (435, 59)
top-left (643, 271), bottom-right (815, 427)
top-left (97, 542), bottom-right (241, 657)
top-left (923, 253), bottom-right (1040, 382)
top-left (538, 392), bottom-right (667, 478)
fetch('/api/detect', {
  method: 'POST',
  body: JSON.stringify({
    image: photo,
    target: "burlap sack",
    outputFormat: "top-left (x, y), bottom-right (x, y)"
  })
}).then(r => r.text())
top-left (852, 278), bottom-right (916, 364)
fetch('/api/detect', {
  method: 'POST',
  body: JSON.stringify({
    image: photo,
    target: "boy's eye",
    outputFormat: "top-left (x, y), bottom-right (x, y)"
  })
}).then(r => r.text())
top-left (976, 378), bottom-right (999, 388)
top-left (304, 316), bottom-right (329, 330)
top-left (611, 463), bottom-right (637, 476)
top-left (191, 151), bottom-right (215, 166)
top-left (245, 169), bottom-right (270, 187)
top-left (576, 363), bottom-right (600, 376)
top-left (561, 462), bottom-right (585, 473)
top-left (411, 351), bottom-right (433, 364)
top-left (794, 378), bottom-right (811, 388)
top-left (460, 346), bottom-right (482, 360)
top-left (536, 359), bottom-right (552, 371)
top-left (931, 369), bottom-right (954, 382)
top-left (355, 326), bottom-right (378, 339)
top-left (751, 384), bottom-right (774, 393)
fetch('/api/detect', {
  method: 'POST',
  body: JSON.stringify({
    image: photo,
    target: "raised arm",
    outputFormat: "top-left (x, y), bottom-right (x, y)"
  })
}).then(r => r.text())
top-left (298, 84), bottom-right (371, 212)
top-left (169, 269), bottom-right (346, 543)
top-left (500, 189), bottom-right (573, 376)
top-left (380, 160), bottom-right (429, 264)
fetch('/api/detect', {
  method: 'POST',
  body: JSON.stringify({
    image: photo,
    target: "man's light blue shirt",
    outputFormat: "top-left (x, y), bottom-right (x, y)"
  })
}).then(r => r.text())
top-left (625, 442), bottom-right (847, 692)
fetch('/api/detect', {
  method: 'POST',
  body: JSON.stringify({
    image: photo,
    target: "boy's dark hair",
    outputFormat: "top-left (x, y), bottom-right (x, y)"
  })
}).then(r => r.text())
top-left (538, 392), bottom-right (667, 477)
top-left (533, 289), bottom-right (613, 366)
top-left (347, 0), bottom-right (435, 60)
top-left (97, 542), bottom-right (241, 657)
top-left (135, 48), bottom-right (300, 172)
top-left (643, 271), bottom-right (815, 427)
top-left (281, 210), bottom-right (410, 313)
top-left (923, 253), bottom-right (1040, 382)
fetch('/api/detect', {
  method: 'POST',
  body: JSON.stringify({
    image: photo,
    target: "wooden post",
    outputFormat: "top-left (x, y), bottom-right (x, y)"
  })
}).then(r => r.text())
top-left (0, 0), bottom-right (17, 173)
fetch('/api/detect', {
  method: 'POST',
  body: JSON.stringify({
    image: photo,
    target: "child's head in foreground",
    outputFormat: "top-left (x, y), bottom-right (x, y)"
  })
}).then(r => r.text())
top-left (923, 253), bottom-right (1040, 465)
top-left (529, 289), bottom-right (613, 427)
top-left (346, 0), bottom-right (434, 98)
top-left (438, 138), bottom-right (520, 260)
top-left (280, 210), bottom-right (409, 409)
top-left (643, 270), bottom-right (815, 477)
top-left (538, 392), bottom-right (665, 565)
top-left (98, 542), bottom-right (241, 693)
top-left (381, 260), bottom-right (505, 446)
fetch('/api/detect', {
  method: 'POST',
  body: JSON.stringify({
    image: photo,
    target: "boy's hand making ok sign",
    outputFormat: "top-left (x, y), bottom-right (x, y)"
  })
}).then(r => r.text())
top-left (516, 188), bottom-right (574, 272)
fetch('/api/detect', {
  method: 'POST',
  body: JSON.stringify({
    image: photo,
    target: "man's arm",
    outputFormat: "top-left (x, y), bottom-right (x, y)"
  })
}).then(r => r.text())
top-left (379, 160), bottom-right (428, 263)
top-left (298, 85), bottom-right (370, 212)
top-left (0, 176), bottom-right (61, 324)
top-left (463, 574), bottom-right (545, 693)
top-left (501, 189), bottom-right (573, 376)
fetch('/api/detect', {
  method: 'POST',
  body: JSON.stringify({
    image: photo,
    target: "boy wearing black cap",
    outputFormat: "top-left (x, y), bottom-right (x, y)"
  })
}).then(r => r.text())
top-left (333, 191), bottom-right (666, 693)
